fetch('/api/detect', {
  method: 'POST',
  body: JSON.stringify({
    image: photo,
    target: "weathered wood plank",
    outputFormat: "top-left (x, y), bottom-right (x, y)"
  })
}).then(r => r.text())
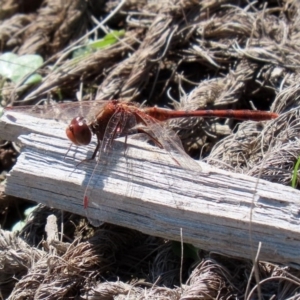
top-left (1, 111), bottom-right (300, 268)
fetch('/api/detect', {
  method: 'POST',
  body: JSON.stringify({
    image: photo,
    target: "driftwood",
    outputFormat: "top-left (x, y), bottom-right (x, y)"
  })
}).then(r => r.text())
top-left (1, 110), bottom-right (300, 268)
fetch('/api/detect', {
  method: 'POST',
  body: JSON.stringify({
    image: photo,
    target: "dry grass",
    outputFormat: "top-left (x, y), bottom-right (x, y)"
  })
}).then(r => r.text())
top-left (1, 0), bottom-right (300, 299)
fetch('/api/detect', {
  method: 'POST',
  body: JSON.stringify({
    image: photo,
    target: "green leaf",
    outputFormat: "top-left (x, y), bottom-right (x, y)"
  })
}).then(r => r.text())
top-left (11, 205), bottom-right (38, 232)
top-left (72, 30), bottom-right (126, 59)
top-left (292, 156), bottom-right (300, 188)
top-left (90, 30), bottom-right (125, 50)
top-left (0, 52), bottom-right (43, 84)
top-left (24, 74), bottom-right (43, 85)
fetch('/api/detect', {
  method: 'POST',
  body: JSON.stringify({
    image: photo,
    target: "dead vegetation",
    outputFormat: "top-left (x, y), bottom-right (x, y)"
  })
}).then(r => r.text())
top-left (1, 0), bottom-right (300, 299)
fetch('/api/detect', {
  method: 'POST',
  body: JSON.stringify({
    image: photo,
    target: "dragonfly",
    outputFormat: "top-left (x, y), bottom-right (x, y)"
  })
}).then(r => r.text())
top-left (4, 99), bottom-right (278, 223)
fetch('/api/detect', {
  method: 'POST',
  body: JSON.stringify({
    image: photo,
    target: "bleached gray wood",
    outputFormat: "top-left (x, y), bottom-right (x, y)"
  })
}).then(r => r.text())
top-left (1, 111), bottom-right (300, 268)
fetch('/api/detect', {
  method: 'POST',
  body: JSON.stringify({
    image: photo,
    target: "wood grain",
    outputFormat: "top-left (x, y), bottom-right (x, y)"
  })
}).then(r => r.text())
top-left (1, 110), bottom-right (300, 268)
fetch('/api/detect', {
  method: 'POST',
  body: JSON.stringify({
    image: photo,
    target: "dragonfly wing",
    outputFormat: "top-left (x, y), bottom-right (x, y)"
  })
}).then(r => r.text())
top-left (83, 110), bottom-right (138, 226)
top-left (135, 112), bottom-right (202, 172)
top-left (4, 100), bottom-right (107, 124)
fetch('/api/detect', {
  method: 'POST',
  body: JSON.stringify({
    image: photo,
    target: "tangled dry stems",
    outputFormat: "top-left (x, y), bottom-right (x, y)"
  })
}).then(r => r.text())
top-left (3, 219), bottom-right (300, 299)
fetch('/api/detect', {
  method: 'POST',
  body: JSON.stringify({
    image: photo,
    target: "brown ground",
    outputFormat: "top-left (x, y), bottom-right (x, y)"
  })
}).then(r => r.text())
top-left (1, 0), bottom-right (300, 299)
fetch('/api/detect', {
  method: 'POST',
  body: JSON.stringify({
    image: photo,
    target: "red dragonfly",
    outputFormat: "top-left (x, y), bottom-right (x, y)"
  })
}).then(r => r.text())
top-left (4, 99), bottom-right (278, 224)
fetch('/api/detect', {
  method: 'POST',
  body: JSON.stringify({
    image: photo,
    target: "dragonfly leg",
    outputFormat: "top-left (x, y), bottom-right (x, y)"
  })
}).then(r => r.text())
top-left (91, 137), bottom-right (101, 160)
top-left (124, 132), bottom-right (128, 153)
top-left (63, 143), bottom-right (74, 160)
top-left (75, 138), bottom-right (101, 167)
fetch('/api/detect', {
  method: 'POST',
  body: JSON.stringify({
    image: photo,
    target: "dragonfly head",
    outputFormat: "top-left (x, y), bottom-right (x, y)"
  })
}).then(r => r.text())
top-left (66, 117), bottom-right (92, 145)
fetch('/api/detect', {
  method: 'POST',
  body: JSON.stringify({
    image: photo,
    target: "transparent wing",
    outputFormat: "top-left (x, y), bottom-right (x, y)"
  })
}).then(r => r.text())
top-left (4, 100), bottom-right (108, 124)
top-left (135, 111), bottom-right (202, 172)
top-left (83, 109), bottom-right (137, 226)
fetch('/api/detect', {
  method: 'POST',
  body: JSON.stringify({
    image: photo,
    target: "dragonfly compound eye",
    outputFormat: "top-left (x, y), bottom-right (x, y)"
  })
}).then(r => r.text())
top-left (66, 117), bottom-right (92, 145)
